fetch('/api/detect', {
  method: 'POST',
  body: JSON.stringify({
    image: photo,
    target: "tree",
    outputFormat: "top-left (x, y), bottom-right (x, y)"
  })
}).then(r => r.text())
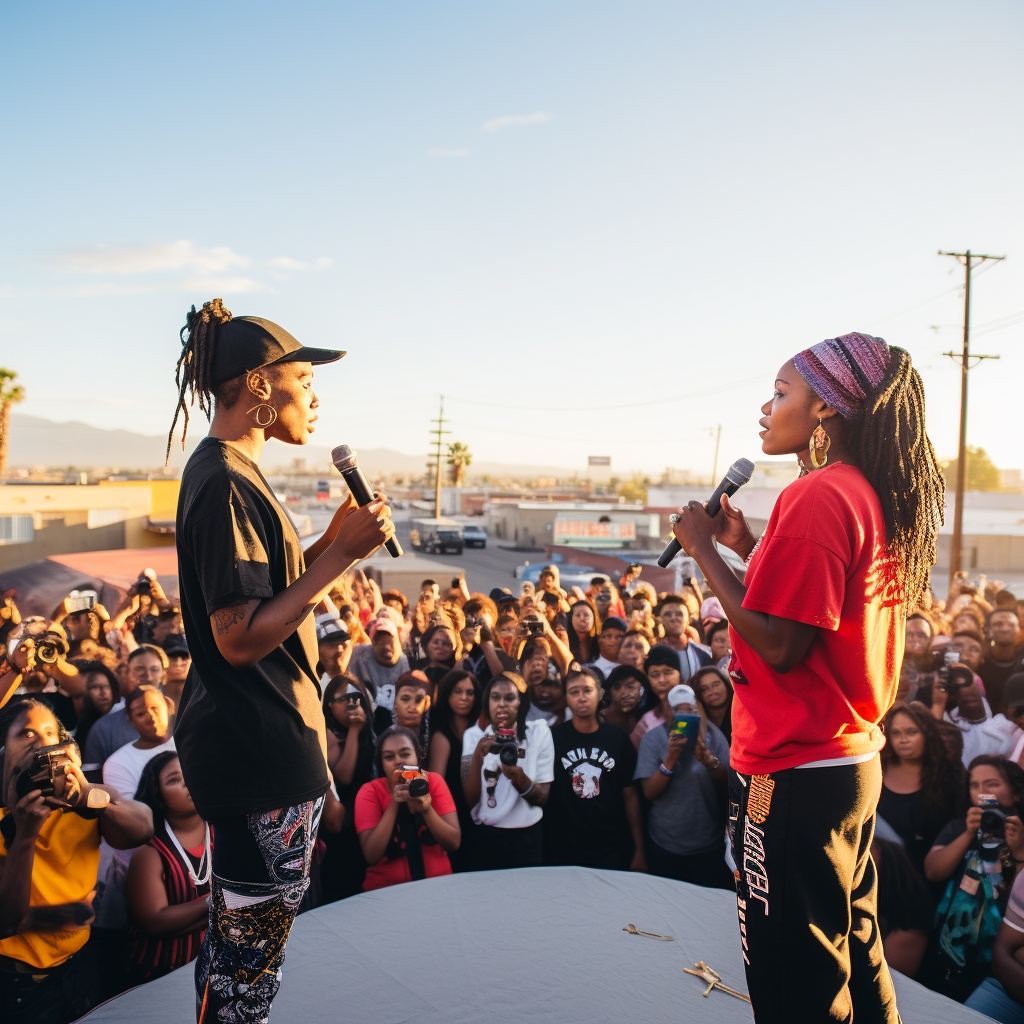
top-left (0, 369), bottom-right (25, 481)
top-left (943, 446), bottom-right (1000, 493)
top-left (447, 442), bottom-right (473, 486)
top-left (618, 473), bottom-right (649, 504)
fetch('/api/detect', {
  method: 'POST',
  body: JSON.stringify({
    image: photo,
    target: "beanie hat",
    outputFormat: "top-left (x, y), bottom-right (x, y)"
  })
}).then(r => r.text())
top-left (644, 645), bottom-right (682, 675)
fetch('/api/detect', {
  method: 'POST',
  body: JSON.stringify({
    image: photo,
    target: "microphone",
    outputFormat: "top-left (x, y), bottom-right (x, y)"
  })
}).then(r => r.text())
top-left (657, 458), bottom-right (755, 568)
top-left (331, 445), bottom-right (403, 559)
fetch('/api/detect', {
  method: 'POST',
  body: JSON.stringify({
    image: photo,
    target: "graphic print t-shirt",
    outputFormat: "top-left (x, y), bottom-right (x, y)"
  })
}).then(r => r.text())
top-left (545, 721), bottom-right (637, 868)
top-left (729, 464), bottom-right (904, 775)
top-left (174, 438), bottom-right (329, 817)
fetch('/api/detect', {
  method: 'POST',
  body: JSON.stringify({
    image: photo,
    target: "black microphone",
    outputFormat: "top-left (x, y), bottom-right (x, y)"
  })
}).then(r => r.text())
top-left (331, 445), bottom-right (403, 558)
top-left (657, 458), bottom-right (755, 568)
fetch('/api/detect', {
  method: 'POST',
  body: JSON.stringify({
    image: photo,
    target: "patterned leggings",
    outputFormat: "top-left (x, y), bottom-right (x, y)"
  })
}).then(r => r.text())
top-left (196, 798), bottom-right (323, 1024)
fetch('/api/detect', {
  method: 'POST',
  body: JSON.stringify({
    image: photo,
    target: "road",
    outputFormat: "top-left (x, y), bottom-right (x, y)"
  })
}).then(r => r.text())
top-left (390, 512), bottom-right (536, 595)
top-left (306, 507), bottom-right (539, 595)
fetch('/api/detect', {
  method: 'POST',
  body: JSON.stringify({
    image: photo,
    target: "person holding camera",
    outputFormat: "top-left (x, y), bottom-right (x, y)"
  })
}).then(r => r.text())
top-left (461, 672), bottom-right (554, 870)
top-left (354, 726), bottom-right (459, 890)
top-left (634, 683), bottom-right (731, 889)
top-left (922, 755), bottom-right (1024, 1000)
top-left (0, 697), bottom-right (153, 1024)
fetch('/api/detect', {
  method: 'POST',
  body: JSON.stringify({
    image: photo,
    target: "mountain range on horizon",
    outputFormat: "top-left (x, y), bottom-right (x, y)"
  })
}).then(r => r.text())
top-left (6, 413), bottom-right (580, 481)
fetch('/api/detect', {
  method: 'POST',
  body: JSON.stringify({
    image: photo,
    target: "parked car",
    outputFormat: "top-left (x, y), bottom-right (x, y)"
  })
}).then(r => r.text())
top-left (410, 517), bottom-right (464, 555)
top-left (462, 524), bottom-right (487, 549)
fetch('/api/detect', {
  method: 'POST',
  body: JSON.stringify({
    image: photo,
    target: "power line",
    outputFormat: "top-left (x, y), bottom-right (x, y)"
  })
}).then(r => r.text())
top-left (426, 395), bottom-right (450, 515)
top-left (937, 248), bottom-right (1006, 586)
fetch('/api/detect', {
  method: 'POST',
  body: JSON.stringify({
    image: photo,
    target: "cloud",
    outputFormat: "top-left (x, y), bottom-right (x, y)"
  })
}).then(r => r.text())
top-left (428, 148), bottom-right (470, 158)
top-left (179, 276), bottom-right (265, 294)
top-left (49, 240), bottom-right (250, 276)
top-left (482, 111), bottom-right (554, 133)
top-left (268, 256), bottom-right (333, 271)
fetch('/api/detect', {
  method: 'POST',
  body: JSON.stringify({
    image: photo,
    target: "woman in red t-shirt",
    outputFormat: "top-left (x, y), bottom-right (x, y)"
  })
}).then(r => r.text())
top-left (354, 726), bottom-right (460, 891)
top-left (670, 333), bottom-right (944, 1024)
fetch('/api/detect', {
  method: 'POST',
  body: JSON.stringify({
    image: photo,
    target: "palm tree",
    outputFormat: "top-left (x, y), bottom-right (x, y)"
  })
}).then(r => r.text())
top-left (0, 369), bottom-right (25, 481)
top-left (447, 441), bottom-right (473, 487)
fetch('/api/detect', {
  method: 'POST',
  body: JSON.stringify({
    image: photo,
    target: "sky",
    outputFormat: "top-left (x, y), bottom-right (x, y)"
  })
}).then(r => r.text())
top-left (2, 1), bottom-right (1022, 478)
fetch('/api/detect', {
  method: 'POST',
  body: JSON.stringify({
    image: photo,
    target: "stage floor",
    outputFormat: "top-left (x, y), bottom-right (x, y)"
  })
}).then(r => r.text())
top-left (82, 867), bottom-right (989, 1023)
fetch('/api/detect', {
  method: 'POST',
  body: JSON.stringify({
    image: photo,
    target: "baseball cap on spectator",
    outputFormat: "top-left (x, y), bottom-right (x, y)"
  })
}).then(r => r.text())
top-left (162, 634), bottom-right (190, 657)
top-left (373, 606), bottom-right (404, 629)
top-left (667, 684), bottom-right (697, 708)
top-left (700, 597), bottom-right (724, 625)
top-left (490, 588), bottom-right (517, 604)
top-left (601, 616), bottom-right (628, 633)
top-left (1004, 674), bottom-right (1024, 711)
top-left (590, 575), bottom-right (610, 586)
top-left (644, 645), bottom-right (682, 674)
top-left (368, 618), bottom-right (399, 640)
top-left (316, 619), bottom-right (350, 644)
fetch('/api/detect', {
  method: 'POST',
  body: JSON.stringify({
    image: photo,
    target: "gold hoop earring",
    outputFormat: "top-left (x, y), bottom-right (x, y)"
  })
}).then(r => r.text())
top-left (248, 403), bottom-right (278, 428)
top-left (809, 418), bottom-right (830, 470)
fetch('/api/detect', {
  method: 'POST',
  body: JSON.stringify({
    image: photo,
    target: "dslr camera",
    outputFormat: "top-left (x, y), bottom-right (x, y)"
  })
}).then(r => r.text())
top-left (977, 794), bottom-right (1006, 844)
top-left (396, 765), bottom-right (429, 798)
top-left (15, 741), bottom-right (78, 801)
top-left (33, 629), bottom-right (70, 665)
top-left (938, 650), bottom-right (960, 685)
top-left (489, 727), bottom-right (521, 767)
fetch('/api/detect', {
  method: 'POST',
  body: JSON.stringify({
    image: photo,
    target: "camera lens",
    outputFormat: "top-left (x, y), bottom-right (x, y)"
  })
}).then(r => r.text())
top-left (499, 744), bottom-right (519, 767)
top-left (409, 777), bottom-right (429, 798)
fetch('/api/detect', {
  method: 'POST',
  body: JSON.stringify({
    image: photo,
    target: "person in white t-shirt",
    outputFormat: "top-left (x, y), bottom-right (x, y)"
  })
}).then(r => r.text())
top-left (462, 671), bottom-right (554, 870)
top-left (103, 685), bottom-right (177, 800)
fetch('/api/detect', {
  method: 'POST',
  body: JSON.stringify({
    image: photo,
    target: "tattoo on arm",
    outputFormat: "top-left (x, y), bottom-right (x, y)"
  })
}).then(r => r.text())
top-left (460, 756), bottom-right (472, 785)
top-left (213, 605), bottom-right (248, 635)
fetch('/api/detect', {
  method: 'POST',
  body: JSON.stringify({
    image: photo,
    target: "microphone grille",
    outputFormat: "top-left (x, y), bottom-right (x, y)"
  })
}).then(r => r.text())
top-left (728, 458), bottom-right (755, 485)
top-left (331, 444), bottom-right (357, 471)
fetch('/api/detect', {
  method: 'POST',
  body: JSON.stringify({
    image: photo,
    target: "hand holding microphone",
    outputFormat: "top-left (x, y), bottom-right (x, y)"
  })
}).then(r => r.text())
top-left (657, 458), bottom-right (754, 567)
top-left (330, 445), bottom-right (403, 560)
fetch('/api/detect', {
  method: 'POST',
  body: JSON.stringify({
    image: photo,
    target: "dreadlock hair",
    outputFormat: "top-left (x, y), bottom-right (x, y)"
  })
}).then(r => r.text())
top-left (849, 347), bottom-right (944, 613)
top-left (166, 298), bottom-right (234, 464)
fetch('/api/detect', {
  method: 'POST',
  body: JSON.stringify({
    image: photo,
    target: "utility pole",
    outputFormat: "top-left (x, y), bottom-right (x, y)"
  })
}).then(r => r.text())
top-left (937, 249), bottom-right (1004, 585)
top-left (427, 395), bottom-right (450, 517)
top-left (711, 423), bottom-right (722, 485)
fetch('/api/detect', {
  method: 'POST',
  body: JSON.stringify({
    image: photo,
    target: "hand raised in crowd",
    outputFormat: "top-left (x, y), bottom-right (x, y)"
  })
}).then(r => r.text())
top-left (965, 806), bottom-right (984, 832)
top-left (663, 729), bottom-right (689, 770)
top-left (346, 702), bottom-right (367, 734)
top-left (1005, 815), bottom-right (1024, 860)
top-left (12, 787), bottom-right (55, 842)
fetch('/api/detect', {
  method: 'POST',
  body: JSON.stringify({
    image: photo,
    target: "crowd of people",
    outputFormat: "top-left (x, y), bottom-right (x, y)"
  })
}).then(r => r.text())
top-left (2, 558), bottom-right (1024, 1022)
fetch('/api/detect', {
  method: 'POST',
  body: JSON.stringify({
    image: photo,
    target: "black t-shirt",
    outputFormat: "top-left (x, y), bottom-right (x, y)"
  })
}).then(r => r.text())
top-left (174, 438), bottom-right (329, 818)
top-left (545, 720), bottom-right (637, 869)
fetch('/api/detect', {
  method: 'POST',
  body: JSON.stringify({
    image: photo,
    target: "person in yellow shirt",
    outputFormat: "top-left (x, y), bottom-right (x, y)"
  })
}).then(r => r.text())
top-left (0, 697), bottom-right (153, 1024)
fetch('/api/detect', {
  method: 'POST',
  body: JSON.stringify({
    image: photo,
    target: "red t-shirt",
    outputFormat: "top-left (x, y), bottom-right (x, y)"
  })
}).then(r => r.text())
top-left (729, 464), bottom-right (905, 775)
top-left (353, 773), bottom-right (456, 891)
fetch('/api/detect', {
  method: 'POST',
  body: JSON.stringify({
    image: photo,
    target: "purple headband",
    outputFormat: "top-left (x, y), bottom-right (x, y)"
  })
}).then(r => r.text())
top-left (793, 333), bottom-right (891, 419)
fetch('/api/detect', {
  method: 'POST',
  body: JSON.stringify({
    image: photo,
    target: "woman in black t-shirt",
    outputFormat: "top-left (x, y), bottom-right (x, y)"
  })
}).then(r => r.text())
top-left (427, 669), bottom-right (481, 871)
top-left (320, 674), bottom-right (376, 901)
top-left (167, 300), bottom-right (395, 1023)
top-left (878, 702), bottom-right (966, 879)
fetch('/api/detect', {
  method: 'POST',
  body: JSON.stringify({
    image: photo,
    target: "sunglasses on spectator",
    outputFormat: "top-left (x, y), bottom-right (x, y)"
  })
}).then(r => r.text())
top-left (329, 693), bottom-right (362, 707)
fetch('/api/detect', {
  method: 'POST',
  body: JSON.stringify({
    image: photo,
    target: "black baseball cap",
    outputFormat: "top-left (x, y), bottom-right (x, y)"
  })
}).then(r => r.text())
top-left (211, 317), bottom-right (345, 388)
top-left (490, 587), bottom-right (517, 604)
top-left (161, 633), bottom-right (190, 657)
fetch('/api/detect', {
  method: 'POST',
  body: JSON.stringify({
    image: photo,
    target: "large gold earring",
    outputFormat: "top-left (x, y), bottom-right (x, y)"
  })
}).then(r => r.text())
top-left (245, 370), bottom-right (277, 428)
top-left (809, 418), bottom-right (830, 470)
top-left (249, 403), bottom-right (277, 427)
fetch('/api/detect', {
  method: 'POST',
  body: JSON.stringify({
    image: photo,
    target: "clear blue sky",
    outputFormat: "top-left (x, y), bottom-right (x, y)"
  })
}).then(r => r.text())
top-left (2, 1), bottom-right (1021, 477)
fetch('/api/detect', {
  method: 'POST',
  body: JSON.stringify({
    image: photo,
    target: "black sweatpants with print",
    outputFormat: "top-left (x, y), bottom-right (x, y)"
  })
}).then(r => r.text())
top-left (730, 756), bottom-right (900, 1024)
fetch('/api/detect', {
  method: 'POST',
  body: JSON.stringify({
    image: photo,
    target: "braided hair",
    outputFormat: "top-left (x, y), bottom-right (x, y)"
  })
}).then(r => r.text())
top-left (165, 298), bottom-right (233, 463)
top-left (851, 347), bottom-right (944, 612)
